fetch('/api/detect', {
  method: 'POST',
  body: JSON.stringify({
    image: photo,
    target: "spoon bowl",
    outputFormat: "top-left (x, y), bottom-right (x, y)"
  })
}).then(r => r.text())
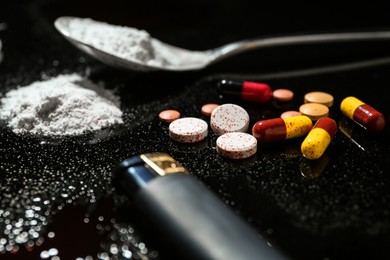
top-left (54, 16), bottom-right (390, 72)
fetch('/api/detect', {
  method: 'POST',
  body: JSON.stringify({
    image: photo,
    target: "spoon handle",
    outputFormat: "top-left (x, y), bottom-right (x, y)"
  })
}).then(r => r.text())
top-left (212, 31), bottom-right (390, 62)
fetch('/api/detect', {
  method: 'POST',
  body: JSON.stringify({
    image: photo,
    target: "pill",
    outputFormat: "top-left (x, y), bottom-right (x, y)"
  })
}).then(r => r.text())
top-left (216, 132), bottom-right (257, 159)
top-left (301, 117), bottom-right (337, 160)
top-left (340, 96), bottom-right (385, 133)
top-left (217, 79), bottom-right (272, 103)
top-left (211, 104), bottom-right (250, 135)
top-left (252, 115), bottom-right (313, 143)
top-left (273, 89), bottom-right (294, 102)
top-left (201, 103), bottom-right (220, 116)
top-left (304, 91), bottom-right (334, 107)
top-left (299, 103), bottom-right (329, 121)
top-left (281, 110), bottom-right (301, 118)
top-left (169, 117), bottom-right (208, 143)
top-left (159, 109), bottom-right (180, 123)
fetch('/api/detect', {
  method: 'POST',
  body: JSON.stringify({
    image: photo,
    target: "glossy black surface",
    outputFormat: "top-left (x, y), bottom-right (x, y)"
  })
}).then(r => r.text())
top-left (1, 1), bottom-right (390, 259)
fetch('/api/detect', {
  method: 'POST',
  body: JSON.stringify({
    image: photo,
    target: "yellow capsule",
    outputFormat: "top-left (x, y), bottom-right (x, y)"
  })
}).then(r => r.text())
top-left (301, 117), bottom-right (337, 160)
top-left (340, 96), bottom-right (364, 119)
top-left (340, 96), bottom-right (385, 133)
top-left (284, 115), bottom-right (313, 139)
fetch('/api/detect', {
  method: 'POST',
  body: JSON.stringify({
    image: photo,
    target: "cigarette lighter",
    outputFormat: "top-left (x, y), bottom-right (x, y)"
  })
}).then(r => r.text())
top-left (113, 153), bottom-right (287, 260)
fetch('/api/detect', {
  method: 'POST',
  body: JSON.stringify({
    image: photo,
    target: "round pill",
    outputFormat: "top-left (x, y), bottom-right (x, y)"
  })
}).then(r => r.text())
top-left (216, 132), bottom-right (257, 159)
top-left (169, 117), bottom-right (208, 143)
top-left (159, 109), bottom-right (181, 123)
top-left (210, 104), bottom-right (250, 135)
top-left (280, 110), bottom-right (301, 118)
top-left (304, 91), bottom-right (334, 107)
top-left (273, 89), bottom-right (294, 102)
top-left (299, 103), bottom-right (329, 121)
top-left (201, 103), bottom-right (220, 116)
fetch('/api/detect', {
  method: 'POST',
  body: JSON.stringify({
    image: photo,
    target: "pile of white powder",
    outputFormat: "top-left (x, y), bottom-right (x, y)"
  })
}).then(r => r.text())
top-left (0, 74), bottom-right (123, 136)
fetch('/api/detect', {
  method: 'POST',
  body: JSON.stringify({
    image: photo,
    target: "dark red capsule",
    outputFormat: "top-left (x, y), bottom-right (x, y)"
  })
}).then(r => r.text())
top-left (252, 118), bottom-right (286, 143)
top-left (354, 104), bottom-right (385, 133)
top-left (252, 116), bottom-right (313, 143)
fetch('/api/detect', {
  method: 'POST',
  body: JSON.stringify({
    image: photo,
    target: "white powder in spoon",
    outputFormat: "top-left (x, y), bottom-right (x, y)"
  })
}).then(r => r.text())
top-left (64, 17), bottom-right (210, 69)
top-left (0, 74), bottom-right (123, 136)
top-left (66, 18), bottom-right (167, 67)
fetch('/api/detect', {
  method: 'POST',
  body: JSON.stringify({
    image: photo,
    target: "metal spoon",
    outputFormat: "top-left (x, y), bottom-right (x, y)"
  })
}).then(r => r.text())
top-left (54, 16), bottom-right (390, 72)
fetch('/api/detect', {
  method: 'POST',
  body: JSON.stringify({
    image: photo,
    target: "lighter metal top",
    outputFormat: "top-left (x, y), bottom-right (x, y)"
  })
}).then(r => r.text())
top-left (140, 153), bottom-right (188, 176)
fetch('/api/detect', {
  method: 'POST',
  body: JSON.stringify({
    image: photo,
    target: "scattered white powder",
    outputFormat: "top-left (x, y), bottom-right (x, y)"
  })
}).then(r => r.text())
top-left (64, 18), bottom-right (210, 69)
top-left (0, 74), bottom-right (123, 136)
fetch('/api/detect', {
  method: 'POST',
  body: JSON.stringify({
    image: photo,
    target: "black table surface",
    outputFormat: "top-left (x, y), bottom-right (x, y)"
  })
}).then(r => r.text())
top-left (2, 1), bottom-right (390, 259)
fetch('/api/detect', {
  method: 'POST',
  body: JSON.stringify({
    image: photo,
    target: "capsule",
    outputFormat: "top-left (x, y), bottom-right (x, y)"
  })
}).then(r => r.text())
top-left (252, 115), bottom-right (313, 143)
top-left (340, 96), bottom-right (385, 133)
top-left (301, 117), bottom-right (337, 160)
top-left (217, 80), bottom-right (272, 103)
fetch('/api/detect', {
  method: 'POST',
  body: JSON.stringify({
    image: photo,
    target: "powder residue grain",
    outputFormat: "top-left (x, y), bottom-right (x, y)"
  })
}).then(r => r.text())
top-left (0, 74), bottom-right (123, 136)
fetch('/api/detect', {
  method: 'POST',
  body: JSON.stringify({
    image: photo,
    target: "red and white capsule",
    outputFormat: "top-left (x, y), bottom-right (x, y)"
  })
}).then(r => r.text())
top-left (301, 117), bottom-right (337, 160)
